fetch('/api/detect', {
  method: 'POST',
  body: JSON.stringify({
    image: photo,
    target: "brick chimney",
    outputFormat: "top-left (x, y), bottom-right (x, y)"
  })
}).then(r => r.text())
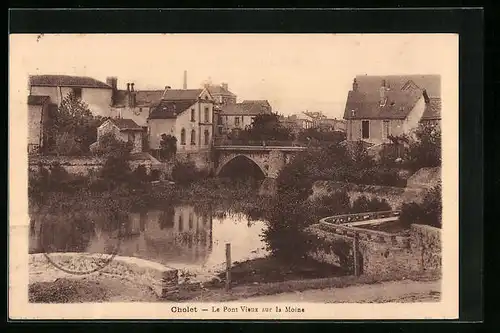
top-left (352, 78), bottom-right (358, 92)
top-left (183, 70), bottom-right (187, 89)
top-left (162, 86), bottom-right (171, 99)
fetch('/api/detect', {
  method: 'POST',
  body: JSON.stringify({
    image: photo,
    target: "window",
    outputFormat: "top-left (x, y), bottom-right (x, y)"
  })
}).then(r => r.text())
top-left (218, 115), bottom-right (223, 124)
top-left (178, 215), bottom-right (183, 232)
top-left (180, 128), bottom-right (186, 145)
top-left (191, 109), bottom-right (195, 122)
top-left (204, 130), bottom-right (210, 145)
top-left (204, 107), bottom-right (209, 122)
top-left (127, 132), bottom-right (134, 143)
top-left (361, 120), bottom-right (370, 139)
top-left (235, 117), bottom-right (240, 126)
top-left (383, 120), bottom-right (390, 139)
top-left (190, 129), bottom-right (196, 145)
top-left (189, 213), bottom-right (193, 230)
top-left (72, 87), bottom-right (82, 99)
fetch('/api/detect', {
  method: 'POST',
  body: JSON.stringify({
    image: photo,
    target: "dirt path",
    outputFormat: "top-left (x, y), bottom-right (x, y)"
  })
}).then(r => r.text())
top-left (235, 279), bottom-right (441, 303)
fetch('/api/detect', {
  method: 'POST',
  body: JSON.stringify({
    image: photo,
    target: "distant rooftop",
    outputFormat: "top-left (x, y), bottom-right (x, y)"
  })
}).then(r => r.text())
top-left (29, 75), bottom-right (111, 89)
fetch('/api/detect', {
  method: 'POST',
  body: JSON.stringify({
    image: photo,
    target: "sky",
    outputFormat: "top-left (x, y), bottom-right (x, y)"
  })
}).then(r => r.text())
top-left (10, 34), bottom-right (457, 118)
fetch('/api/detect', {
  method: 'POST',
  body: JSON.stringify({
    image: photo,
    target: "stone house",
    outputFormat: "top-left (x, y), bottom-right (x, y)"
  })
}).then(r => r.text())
top-left (217, 100), bottom-right (273, 136)
top-left (27, 95), bottom-right (53, 154)
top-left (147, 87), bottom-right (214, 153)
top-left (343, 74), bottom-right (441, 145)
top-left (28, 74), bottom-right (113, 117)
top-left (95, 118), bottom-right (144, 154)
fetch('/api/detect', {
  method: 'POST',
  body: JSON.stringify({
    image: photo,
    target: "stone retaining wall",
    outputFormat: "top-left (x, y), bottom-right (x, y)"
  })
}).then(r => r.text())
top-left (29, 253), bottom-right (179, 298)
top-left (28, 156), bottom-right (154, 176)
top-left (306, 223), bottom-right (441, 277)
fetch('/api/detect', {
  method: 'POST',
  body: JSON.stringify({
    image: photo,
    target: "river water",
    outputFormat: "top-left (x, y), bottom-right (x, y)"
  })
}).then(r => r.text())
top-left (29, 202), bottom-right (269, 282)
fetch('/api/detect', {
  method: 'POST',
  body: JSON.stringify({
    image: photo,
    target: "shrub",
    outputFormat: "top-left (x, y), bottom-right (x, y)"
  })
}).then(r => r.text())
top-left (159, 134), bottom-right (177, 160)
top-left (351, 195), bottom-right (392, 213)
top-left (171, 160), bottom-right (204, 185)
top-left (130, 164), bottom-right (150, 188)
top-left (399, 184), bottom-right (442, 228)
top-left (313, 190), bottom-right (351, 218)
top-left (100, 154), bottom-right (132, 189)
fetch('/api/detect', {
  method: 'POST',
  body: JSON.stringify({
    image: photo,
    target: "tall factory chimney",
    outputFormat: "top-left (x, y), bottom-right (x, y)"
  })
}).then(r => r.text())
top-left (183, 70), bottom-right (187, 89)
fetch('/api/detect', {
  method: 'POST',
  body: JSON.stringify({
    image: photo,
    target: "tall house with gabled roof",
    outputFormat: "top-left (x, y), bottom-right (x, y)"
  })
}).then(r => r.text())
top-left (147, 86), bottom-right (215, 154)
top-left (343, 74), bottom-right (441, 145)
top-left (29, 74), bottom-right (114, 117)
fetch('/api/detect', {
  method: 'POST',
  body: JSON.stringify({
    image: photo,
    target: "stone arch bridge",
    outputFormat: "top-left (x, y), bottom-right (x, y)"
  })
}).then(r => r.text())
top-left (213, 143), bottom-right (307, 179)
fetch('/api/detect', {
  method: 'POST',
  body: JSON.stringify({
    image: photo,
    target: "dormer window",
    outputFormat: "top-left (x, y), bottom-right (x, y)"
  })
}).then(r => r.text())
top-left (351, 109), bottom-right (356, 117)
top-left (379, 97), bottom-right (387, 107)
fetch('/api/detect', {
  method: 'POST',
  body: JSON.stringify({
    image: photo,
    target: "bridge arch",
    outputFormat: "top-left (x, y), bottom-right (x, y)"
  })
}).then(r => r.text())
top-left (215, 154), bottom-right (267, 178)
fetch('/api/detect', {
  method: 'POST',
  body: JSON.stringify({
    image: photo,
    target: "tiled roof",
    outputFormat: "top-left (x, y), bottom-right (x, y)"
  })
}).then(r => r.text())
top-left (220, 102), bottom-right (272, 116)
top-left (28, 95), bottom-right (50, 105)
top-left (108, 118), bottom-right (143, 131)
top-left (162, 89), bottom-right (203, 100)
top-left (420, 98), bottom-right (441, 121)
top-left (206, 84), bottom-right (236, 96)
top-left (148, 99), bottom-right (198, 119)
top-left (241, 100), bottom-right (271, 107)
top-left (29, 75), bottom-right (111, 89)
top-left (343, 74), bottom-right (441, 120)
top-left (113, 90), bottom-right (164, 107)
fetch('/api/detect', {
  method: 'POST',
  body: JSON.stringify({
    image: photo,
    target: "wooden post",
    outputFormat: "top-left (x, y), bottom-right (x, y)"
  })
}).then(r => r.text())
top-left (353, 233), bottom-right (360, 276)
top-left (225, 243), bottom-right (231, 291)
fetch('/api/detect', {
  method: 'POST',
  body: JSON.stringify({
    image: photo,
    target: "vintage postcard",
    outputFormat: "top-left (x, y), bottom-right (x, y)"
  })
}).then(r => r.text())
top-left (9, 33), bottom-right (458, 320)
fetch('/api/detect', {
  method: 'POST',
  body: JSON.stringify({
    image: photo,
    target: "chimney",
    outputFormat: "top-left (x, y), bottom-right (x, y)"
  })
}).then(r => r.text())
top-left (423, 89), bottom-right (430, 103)
top-left (162, 86), bottom-right (171, 99)
top-left (379, 80), bottom-right (386, 105)
top-left (130, 82), bottom-right (135, 92)
top-left (221, 83), bottom-right (228, 91)
top-left (106, 76), bottom-right (118, 105)
top-left (126, 83), bottom-right (130, 92)
top-left (352, 78), bottom-right (358, 92)
top-left (183, 70), bottom-right (187, 89)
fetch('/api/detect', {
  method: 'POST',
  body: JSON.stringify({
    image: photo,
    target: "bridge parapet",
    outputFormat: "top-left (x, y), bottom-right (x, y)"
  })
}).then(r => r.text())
top-left (213, 138), bottom-right (306, 148)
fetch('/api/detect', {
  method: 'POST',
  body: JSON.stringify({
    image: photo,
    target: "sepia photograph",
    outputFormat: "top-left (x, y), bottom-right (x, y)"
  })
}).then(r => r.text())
top-left (9, 32), bottom-right (459, 320)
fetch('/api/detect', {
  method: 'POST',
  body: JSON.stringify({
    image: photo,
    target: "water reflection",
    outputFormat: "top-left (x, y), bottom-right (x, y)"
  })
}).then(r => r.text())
top-left (30, 203), bottom-right (268, 280)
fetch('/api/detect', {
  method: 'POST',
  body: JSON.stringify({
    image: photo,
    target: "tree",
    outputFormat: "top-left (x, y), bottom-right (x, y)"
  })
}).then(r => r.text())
top-left (159, 134), bottom-right (177, 160)
top-left (47, 91), bottom-right (102, 155)
top-left (244, 113), bottom-right (293, 141)
top-left (406, 123), bottom-right (441, 171)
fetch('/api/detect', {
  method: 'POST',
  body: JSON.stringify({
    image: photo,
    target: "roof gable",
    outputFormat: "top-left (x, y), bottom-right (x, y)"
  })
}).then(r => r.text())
top-left (29, 75), bottom-right (112, 89)
top-left (106, 118), bottom-right (143, 131)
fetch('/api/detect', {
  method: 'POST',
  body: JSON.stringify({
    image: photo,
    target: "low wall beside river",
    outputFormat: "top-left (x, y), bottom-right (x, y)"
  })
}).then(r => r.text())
top-left (29, 253), bottom-right (179, 298)
top-left (306, 223), bottom-right (441, 278)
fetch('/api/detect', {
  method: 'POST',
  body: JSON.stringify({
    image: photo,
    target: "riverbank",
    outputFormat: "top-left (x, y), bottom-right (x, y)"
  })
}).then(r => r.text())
top-left (29, 177), bottom-right (272, 217)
